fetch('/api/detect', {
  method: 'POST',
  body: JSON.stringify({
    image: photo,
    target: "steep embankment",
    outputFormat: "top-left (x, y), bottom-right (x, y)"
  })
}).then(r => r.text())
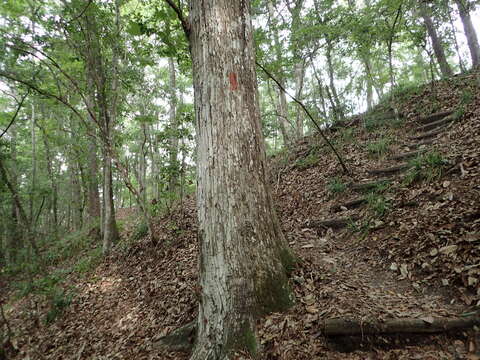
top-left (5, 71), bottom-right (480, 359)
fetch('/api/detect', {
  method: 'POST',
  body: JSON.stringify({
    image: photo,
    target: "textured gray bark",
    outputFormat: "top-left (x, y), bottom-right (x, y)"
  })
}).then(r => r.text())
top-left (455, 0), bottom-right (480, 67)
top-left (188, 1), bottom-right (293, 358)
top-left (420, 3), bottom-right (453, 77)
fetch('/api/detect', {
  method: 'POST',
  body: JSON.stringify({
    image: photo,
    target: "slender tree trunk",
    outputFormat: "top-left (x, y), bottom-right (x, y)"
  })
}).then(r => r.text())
top-left (310, 60), bottom-right (328, 118)
top-left (420, 3), bottom-right (453, 77)
top-left (294, 60), bottom-right (305, 138)
top-left (102, 149), bottom-right (119, 254)
top-left (167, 57), bottom-right (179, 193)
top-left (85, 76), bottom-right (101, 237)
top-left (29, 103), bottom-right (36, 222)
top-left (362, 56), bottom-right (374, 110)
top-left (267, 0), bottom-right (292, 146)
top-left (37, 122), bottom-right (59, 236)
top-left (326, 39), bottom-right (343, 120)
top-left (138, 122), bottom-right (148, 209)
top-left (189, 1), bottom-right (293, 358)
top-left (445, 0), bottom-right (467, 72)
top-left (71, 163), bottom-right (83, 231)
top-left (0, 157), bottom-right (39, 256)
top-left (6, 126), bottom-right (21, 263)
top-left (266, 79), bottom-right (290, 143)
top-left (455, 0), bottom-right (480, 68)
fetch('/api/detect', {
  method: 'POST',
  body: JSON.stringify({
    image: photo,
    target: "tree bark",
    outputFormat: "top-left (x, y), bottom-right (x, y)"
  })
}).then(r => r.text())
top-left (188, 1), bottom-right (294, 358)
top-left (419, 3), bottom-right (453, 77)
top-left (294, 61), bottom-right (305, 138)
top-left (325, 38), bottom-right (343, 121)
top-left (167, 57), bottom-right (179, 193)
top-left (455, 0), bottom-right (480, 68)
top-left (266, 0), bottom-right (292, 146)
top-left (37, 120), bottom-right (59, 236)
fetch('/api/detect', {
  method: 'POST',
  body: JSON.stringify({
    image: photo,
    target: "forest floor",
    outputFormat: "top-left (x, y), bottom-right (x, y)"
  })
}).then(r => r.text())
top-left (3, 71), bottom-right (480, 359)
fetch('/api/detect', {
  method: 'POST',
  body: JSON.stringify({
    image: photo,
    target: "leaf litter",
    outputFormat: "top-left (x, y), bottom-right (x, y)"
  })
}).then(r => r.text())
top-left (3, 71), bottom-right (480, 359)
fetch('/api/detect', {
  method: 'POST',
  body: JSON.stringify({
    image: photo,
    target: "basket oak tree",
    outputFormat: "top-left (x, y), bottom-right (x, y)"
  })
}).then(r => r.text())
top-left (166, 0), bottom-right (295, 358)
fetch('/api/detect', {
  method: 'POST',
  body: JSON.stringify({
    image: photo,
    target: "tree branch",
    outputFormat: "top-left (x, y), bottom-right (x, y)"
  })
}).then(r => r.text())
top-left (256, 61), bottom-right (350, 174)
top-left (0, 90), bottom-right (29, 139)
top-left (163, 0), bottom-right (190, 38)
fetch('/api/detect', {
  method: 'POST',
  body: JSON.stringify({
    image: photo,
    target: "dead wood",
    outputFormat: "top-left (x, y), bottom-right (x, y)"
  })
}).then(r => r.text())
top-left (388, 150), bottom-right (423, 161)
top-left (404, 138), bottom-right (435, 149)
top-left (416, 110), bottom-right (454, 125)
top-left (409, 126), bottom-right (447, 141)
top-left (415, 114), bottom-right (455, 133)
top-left (305, 216), bottom-right (359, 229)
top-left (367, 164), bottom-right (409, 176)
top-left (153, 315), bottom-right (480, 352)
top-left (350, 179), bottom-right (390, 192)
top-left (320, 315), bottom-right (480, 336)
top-left (331, 198), bottom-right (366, 212)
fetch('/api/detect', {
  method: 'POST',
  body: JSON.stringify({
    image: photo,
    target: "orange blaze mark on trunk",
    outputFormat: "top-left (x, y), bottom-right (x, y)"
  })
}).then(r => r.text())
top-left (228, 72), bottom-right (238, 91)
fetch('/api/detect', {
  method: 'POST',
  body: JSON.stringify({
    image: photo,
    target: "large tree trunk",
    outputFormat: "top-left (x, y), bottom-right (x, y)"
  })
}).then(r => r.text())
top-left (420, 3), bottom-right (453, 77)
top-left (188, 1), bottom-right (294, 358)
top-left (455, 0), bottom-right (480, 68)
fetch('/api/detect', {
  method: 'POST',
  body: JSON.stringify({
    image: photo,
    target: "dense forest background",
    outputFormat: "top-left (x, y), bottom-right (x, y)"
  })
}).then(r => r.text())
top-left (1, 0), bottom-right (480, 358)
top-left (1, 0), bottom-right (478, 261)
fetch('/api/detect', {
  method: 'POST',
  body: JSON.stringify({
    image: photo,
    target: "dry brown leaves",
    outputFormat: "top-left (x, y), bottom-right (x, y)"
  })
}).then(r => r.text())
top-left (4, 71), bottom-right (480, 359)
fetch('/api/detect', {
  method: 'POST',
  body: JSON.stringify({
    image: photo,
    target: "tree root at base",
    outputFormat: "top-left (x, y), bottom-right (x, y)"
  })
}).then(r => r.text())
top-left (153, 315), bottom-right (480, 352)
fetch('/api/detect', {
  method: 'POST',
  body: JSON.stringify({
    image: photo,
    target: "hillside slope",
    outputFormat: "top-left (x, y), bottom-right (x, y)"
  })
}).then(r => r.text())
top-left (4, 71), bottom-right (480, 359)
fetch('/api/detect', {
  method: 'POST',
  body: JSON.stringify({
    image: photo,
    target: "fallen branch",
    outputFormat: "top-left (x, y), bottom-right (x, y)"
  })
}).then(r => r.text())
top-left (154, 315), bottom-right (480, 352)
top-left (320, 316), bottom-right (480, 336)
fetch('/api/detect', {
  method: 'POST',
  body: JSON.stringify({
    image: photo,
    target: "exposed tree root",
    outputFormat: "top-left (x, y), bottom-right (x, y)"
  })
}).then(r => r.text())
top-left (153, 315), bottom-right (480, 352)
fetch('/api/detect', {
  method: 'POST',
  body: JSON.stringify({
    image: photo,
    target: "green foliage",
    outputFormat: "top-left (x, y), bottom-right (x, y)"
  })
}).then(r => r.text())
top-left (327, 177), bottom-right (346, 195)
top-left (131, 221), bottom-right (149, 241)
top-left (364, 116), bottom-right (387, 132)
top-left (403, 151), bottom-right (446, 185)
top-left (460, 89), bottom-right (474, 106)
top-left (340, 128), bottom-right (355, 143)
top-left (366, 193), bottom-right (390, 217)
top-left (45, 287), bottom-right (73, 324)
top-left (294, 153), bottom-right (319, 170)
top-left (367, 136), bottom-right (392, 157)
top-left (72, 248), bottom-right (102, 274)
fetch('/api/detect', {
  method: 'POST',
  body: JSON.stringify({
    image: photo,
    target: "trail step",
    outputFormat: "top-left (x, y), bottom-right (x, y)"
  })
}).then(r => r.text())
top-left (331, 198), bottom-right (367, 212)
top-left (415, 114), bottom-right (455, 133)
top-left (305, 216), bottom-right (359, 230)
top-left (409, 126), bottom-right (447, 141)
top-left (404, 139), bottom-right (435, 149)
top-left (416, 110), bottom-right (454, 125)
top-left (350, 179), bottom-right (390, 192)
top-left (367, 163), bottom-right (409, 177)
top-left (388, 150), bottom-right (423, 161)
